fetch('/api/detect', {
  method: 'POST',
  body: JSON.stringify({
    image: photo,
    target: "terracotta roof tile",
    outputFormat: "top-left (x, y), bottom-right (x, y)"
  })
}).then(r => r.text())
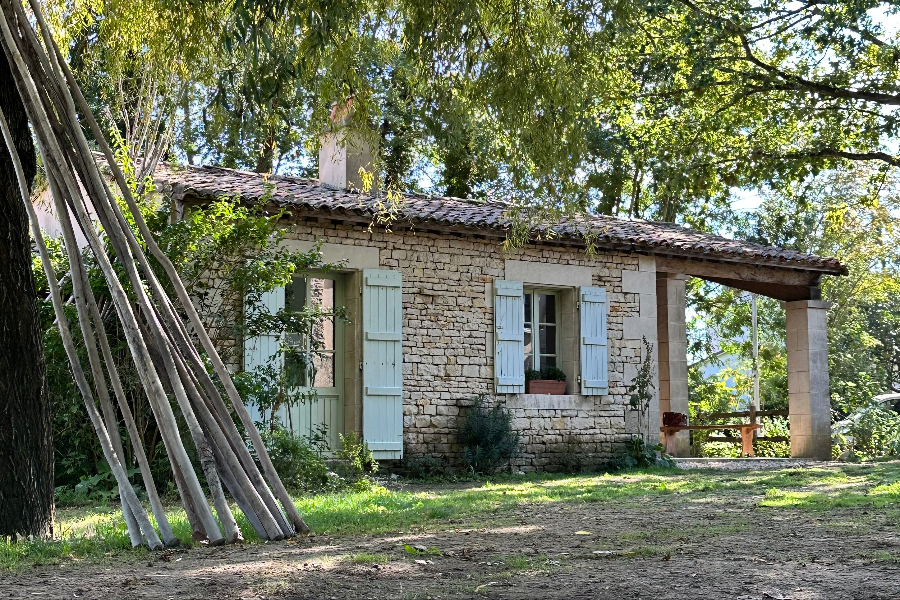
top-left (153, 162), bottom-right (847, 275)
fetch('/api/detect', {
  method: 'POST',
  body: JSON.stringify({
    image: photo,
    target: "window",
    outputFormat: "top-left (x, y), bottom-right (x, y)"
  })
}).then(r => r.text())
top-left (524, 289), bottom-right (558, 373)
top-left (284, 274), bottom-right (339, 388)
top-left (494, 279), bottom-right (608, 395)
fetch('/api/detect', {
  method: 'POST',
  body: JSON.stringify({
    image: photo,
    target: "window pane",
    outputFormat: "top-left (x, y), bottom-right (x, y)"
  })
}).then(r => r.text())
top-left (308, 279), bottom-right (336, 352)
top-left (312, 352), bottom-right (335, 387)
top-left (525, 354), bottom-right (534, 372)
top-left (309, 278), bottom-right (335, 309)
top-left (524, 292), bottom-right (532, 323)
top-left (540, 355), bottom-right (557, 369)
top-left (539, 324), bottom-right (557, 355)
top-left (286, 277), bottom-right (308, 311)
top-left (283, 351), bottom-right (308, 387)
top-left (538, 294), bottom-right (556, 324)
top-left (309, 315), bottom-right (335, 352)
top-left (524, 328), bottom-right (533, 357)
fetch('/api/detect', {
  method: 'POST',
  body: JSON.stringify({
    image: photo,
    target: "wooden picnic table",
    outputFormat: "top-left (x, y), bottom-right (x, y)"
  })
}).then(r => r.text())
top-left (660, 424), bottom-right (761, 457)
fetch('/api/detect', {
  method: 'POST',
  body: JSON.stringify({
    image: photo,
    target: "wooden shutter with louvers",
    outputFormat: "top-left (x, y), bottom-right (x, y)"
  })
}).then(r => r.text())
top-left (580, 287), bottom-right (609, 395)
top-left (362, 269), bottom-right (404, 459)
top-left (494, 280), bottom-right (525, 394)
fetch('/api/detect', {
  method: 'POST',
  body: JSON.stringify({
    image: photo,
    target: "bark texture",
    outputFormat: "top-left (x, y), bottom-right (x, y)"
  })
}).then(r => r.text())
top-left (0, 47), bottom-right (53, 538)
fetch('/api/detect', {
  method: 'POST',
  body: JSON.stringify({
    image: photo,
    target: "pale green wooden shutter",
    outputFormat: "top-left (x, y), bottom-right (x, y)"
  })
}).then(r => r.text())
top-left (362, 269), bottom-right (403, 459)
top-left (494, 280), bottom-right (525, 394)
top-left (580, 287), bottom-right (608, 395)
top-left (244, 286), bottom-right (285, 422)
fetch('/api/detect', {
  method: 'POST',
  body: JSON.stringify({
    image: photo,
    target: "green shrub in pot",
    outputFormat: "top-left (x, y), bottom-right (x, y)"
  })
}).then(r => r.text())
top-left (540, 366), bottom-right (566, 382)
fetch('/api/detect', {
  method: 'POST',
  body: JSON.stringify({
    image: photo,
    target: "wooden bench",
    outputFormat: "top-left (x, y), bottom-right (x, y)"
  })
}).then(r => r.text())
top-left (661, 424), bottom-right (760, 456)
top-left (660, 407), bottom-right (790, 457)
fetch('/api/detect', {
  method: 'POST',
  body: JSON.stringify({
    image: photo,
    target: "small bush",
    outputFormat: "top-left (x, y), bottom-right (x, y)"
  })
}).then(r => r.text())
top-left (608, 437), bottom-right (674, 471)
top-left (558, 435), bottom-right (586, 473)
top-left (333, 432), bottom-right (378, 480)
top-left (525, 369), bottom-right (541, 382)
top-left (540, 366), bottom-right (566, 382)
top-left (258, 427), bottom-right (329, 491)
top-left (54, 464), bottom-right (144, 507)
top-left (834, 404), bottom-right (900, 460)
top-left (458, 395), bottom-right (520, 475)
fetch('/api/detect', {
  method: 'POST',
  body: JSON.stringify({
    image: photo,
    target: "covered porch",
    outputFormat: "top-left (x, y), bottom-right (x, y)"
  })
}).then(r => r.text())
top-left (653, 255), bottom-right (842, 460)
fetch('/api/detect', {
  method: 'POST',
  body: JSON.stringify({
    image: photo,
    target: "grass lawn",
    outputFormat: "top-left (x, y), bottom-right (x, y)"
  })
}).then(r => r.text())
top-left (5, 461), bottom-right (900, 571)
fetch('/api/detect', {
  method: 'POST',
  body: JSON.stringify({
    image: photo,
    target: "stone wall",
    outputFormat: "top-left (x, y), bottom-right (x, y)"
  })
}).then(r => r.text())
top-left (278, 216), bottom-right (658, 471)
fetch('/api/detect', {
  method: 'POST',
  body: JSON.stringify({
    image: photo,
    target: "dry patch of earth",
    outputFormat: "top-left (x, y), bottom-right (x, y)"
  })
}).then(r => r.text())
top-left (3, 467), bottom-right (900, 600)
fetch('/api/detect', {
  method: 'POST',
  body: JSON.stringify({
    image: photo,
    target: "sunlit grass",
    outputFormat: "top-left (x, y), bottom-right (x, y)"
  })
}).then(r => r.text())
top-left (351, 552), bottom-right (390, 564)
top-left (4, 462), bottom-right (900, 570)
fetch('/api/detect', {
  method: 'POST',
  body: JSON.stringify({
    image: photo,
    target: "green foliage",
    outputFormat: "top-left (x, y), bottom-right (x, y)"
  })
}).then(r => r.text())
top-left (54, 0), bottom-right (900, 231)
top-left (41, 194), bottom-right (329, 493)
top-left (689, 165), bottom-right (900, 450)
top-left (626, 337), bottom-right (657, 442)
top-left (148, 194), bottom-right (326, 367)
top-left (627, 338), bottom-right (656, 412)
top-left (746, 166), bottom-right (900, 416)
top-left (256, 427), bottom-right (330, 492)
top-left (334, 433), bottom-right (378, 480)
top-left (557, 435), bottom-right (586, 474)
top-left (540, 366), bottom-right (566, 382)
top-left (524, 369), bottom-right (541, 382)
top-left (608, 438), bottom-right (674, 471)
top-left (54, 464), bottom-right (144, 508)
top-left (834, 404), bottom-right (900, 461)
top-left (525, 367), bottom-right (566, 382)
top-left (458, 396), bottom-right (520, 475)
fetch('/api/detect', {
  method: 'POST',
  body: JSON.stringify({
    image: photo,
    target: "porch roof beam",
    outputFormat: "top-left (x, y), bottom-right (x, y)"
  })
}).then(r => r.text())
top-left (655, 256), bottom-right (823, 301)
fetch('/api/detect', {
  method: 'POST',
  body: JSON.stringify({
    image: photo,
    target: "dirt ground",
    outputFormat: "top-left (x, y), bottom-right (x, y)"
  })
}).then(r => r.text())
top-left (4, 470), bottom-right (900, 600)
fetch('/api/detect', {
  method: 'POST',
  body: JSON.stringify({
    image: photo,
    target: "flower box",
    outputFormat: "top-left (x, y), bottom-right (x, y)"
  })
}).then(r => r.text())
top-left (525, 380), bottom-right (567, 395)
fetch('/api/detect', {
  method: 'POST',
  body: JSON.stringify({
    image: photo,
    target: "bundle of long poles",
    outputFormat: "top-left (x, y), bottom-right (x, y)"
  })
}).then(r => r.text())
top-left (0, 0), bottom-right (309, 547)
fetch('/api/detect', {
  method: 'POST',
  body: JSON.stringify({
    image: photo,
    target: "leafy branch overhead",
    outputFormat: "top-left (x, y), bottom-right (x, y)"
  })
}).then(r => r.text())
top-left (45, 0), bottom-right (900, 228)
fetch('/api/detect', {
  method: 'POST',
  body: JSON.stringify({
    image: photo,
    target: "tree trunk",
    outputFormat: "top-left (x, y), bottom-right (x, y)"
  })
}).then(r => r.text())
top-left (0, 48), bottom-right (53, 538)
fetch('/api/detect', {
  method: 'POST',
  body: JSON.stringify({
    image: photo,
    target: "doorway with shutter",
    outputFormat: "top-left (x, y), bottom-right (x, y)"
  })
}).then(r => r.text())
top-left (245, 267), bottom-right (405, 459)
top-left (282, 272), bottom-right (345, 452)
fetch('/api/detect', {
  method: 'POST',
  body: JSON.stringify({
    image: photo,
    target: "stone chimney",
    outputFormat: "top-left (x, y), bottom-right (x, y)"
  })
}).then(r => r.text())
top-left (318, 98), bottom-right (376, 191)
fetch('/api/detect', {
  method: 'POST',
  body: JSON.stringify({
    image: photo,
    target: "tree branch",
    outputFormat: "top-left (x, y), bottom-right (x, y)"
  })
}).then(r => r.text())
top-left (738, 33), bottom-right (900, 106)
top-left (673, 0), bottom-right (900, 106)
top-left (759, 148), bottom-right (900, 167)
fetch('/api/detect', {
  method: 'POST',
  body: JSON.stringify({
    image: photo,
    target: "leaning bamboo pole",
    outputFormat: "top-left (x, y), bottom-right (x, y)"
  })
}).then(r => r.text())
top-left (82, 279), bottom-right (179, 547)
top-left (0, 105), bottom-right (162, 550)
top-left (27, 0), bottom-right (307, 536)
top-left (0, 0), bottom-right (310, 546)
top-left (58, 216), bottom-right (142, 547)
top-left (48, 33), bottom-right (310, 536)
top-left (0, 12), bottom-right (223, 542)
top-left (23, 0), bottom-right (295, 539)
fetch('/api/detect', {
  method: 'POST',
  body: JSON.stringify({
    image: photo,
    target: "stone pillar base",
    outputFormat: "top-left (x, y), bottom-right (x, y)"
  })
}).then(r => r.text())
top-left (785, 300), bottom-right (832, 461)
top-left (657, 273), bottom-right (690, 457)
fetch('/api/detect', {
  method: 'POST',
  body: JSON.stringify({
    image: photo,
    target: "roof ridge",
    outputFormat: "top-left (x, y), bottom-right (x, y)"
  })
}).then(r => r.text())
top-left (147, 159), bottom-right (846, 275)
top-left (158, 159), bottom-right (514, 209)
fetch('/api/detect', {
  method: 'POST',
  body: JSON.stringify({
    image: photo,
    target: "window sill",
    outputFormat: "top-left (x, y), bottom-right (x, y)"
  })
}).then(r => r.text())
top-left (505, 394), bottom-right (595, 410)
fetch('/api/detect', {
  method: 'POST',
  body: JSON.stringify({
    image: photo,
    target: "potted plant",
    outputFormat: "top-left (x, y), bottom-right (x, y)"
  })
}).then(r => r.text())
top-left (525, 367), bottom-right (567, 395)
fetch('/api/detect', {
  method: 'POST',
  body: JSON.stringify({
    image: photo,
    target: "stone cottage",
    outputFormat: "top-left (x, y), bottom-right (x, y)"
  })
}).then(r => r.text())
top-left (151, 134), bottom-right (847, 469)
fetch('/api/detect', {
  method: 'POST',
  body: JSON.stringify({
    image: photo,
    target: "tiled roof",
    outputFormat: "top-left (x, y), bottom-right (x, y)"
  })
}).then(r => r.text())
top-left (153, 162), bottom-right (847, 275)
